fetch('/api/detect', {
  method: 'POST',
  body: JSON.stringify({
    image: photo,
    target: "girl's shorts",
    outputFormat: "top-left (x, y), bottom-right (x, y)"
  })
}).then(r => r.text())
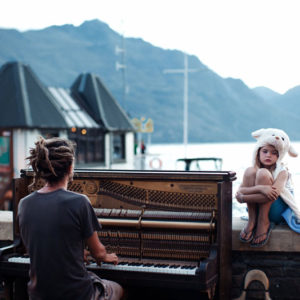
top-left (269, 196), bottom-right (288, 224)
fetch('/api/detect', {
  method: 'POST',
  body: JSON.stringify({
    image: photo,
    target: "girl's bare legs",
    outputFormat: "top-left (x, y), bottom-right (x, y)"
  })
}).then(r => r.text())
top-left (240, 167), bottom-right (257, 241)
top-left (252, 168), bottom-right (273, 244)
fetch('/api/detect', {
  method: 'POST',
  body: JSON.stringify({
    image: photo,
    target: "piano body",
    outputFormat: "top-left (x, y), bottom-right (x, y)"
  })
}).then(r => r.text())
top-left (0, 169), bottom-right (236, 300)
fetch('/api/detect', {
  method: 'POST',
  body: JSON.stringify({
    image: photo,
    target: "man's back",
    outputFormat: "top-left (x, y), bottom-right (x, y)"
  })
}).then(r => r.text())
top-left (18, 189), bottom-right (100, 300)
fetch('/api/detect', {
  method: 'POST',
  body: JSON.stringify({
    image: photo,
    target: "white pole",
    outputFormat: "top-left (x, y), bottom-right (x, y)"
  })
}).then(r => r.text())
top-left (163, 52), bottom-right (199, 159)
top-left (147, 132), bottom-right (151, 147)
top-left (183, 53), bottom-right (188, 158)
top-left (115, 23), bottom-right (128, 110)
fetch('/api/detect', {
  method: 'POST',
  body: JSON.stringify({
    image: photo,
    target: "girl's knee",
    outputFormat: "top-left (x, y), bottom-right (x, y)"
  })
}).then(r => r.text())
top-left (256, 168), bottom-right (273, 185)
top-left (243, 167), bottom-right (257, 185)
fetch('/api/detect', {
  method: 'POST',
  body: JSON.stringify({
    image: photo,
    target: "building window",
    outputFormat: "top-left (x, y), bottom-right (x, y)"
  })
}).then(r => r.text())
top-left (68, 129), bottom-right (105, 164)
top-left (40, 130), bottom-right (59, 138)
top-left (112, 133), bottom-right (125, 162)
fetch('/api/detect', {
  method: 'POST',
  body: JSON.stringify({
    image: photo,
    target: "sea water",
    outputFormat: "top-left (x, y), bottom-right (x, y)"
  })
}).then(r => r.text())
top-left (145, 142), bottom-right (300, 217)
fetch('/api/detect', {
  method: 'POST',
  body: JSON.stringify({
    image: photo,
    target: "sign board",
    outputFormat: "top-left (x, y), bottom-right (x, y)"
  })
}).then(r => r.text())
top-left (131, 117), bottom-right (154, 133)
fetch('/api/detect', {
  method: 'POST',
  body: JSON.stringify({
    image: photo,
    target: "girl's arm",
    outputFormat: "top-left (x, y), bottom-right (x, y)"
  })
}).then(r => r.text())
top-left (237, 169), bottom-right (288, 204)
top-left (239, 170), bottom-right (287, 196)
top-left (239, 185), bottom-right (279, 202)
top-left (236, 190), bottom-right (276, 204)
top-left (239, 185), bottom-right (276, 196)
top-left (237, 167), bottom-right (277, 202)
top-left (272, 170), bottom-right (288, 194)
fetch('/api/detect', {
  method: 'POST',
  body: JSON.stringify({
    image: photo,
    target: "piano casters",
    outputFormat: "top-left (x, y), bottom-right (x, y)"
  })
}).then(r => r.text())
top-left (234, 269), bottom-right (271, 300)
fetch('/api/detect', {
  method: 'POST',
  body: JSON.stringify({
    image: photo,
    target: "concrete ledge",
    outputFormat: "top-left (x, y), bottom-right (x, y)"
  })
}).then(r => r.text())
top-left (1, 212), bottom-right (300, 252)
top-left (233, 217), bottom-right (300, 252)
top-left (0, 210), bottom-right (13, 241)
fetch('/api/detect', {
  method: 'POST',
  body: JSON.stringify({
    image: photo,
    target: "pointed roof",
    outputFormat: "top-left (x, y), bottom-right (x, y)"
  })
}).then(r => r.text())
top-left (48, 87), bottom-right (100, 129)
top-left (71, 73), bottom-right (135, 132)
top-left (0, 61), bottom-right (68, 129)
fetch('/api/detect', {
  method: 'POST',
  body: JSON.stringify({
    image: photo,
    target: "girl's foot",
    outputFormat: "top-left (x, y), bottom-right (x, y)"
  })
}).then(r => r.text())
top-left (251, 223), bottom-right (274, 247)
top-left (240, 226), bottom-right (255, 243)
top-left (239, 221), bottom-right (256, 243)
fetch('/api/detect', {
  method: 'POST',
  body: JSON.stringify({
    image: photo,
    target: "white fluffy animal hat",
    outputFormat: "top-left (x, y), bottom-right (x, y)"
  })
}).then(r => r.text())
top-left (252, 128), bottom-right (300, 223)
top-left (252, 128), bottom-right (298, 172)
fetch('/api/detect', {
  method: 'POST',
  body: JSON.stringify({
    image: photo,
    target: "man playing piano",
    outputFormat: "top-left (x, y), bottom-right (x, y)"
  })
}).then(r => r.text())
top-left (17, 137), bottom-right (124, 300)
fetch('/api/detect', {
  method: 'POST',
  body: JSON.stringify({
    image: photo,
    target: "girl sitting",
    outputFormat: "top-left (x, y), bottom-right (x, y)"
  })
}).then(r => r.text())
top-left (236, 128), bottom-right (299, 247)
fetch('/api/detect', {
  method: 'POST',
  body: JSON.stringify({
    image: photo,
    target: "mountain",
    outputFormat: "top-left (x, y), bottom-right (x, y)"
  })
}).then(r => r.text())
top-left (266, 86), bottom-right (300, 117)
top-left (1, 19), bottom-right (300, 143)
top-left (252, 86), bottom-right (281, 100)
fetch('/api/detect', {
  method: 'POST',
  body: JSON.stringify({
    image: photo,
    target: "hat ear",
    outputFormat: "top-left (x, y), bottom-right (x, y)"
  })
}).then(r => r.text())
top-left (288, 144), bottom-right (298, 157)
top-left (251, 128), bottom-right (265, 139)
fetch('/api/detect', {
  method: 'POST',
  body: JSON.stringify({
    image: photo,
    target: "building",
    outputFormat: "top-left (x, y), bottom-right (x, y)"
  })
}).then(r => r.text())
top-left (70, 72), bottom-right (135, 169)
top-left (0, 61), bottom-right (136, 207)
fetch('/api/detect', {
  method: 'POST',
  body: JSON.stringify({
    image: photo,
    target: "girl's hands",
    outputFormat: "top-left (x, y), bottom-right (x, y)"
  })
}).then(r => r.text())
top-left (260, 185), bottom-right (279, 201)
top-left (235, 192), bottom-right (244, 203)
top-left (235, 185), bottom-right (279, 203)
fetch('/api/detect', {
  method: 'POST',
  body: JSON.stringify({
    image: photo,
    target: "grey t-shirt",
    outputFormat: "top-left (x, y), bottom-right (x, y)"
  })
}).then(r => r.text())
top-left (18, 189), bottom-right (101, 300)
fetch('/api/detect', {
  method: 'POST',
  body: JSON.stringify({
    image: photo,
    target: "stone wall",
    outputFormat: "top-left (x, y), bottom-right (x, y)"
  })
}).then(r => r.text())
top-left (2, 214), bottom-right (300, 299)
top-left (0, 211), bottom-right (12, 241)
top-left (232, 251), bottom-right (300, 299)
top-left (232, 217), bottom-right (300, 300)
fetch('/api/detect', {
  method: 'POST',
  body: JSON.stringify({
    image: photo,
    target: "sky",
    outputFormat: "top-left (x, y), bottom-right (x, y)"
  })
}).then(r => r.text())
top-left (1, 0), bottom-right (300, 94)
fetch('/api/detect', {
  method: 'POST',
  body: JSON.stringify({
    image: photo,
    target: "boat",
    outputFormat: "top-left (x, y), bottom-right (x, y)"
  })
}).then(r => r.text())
top-left (176, 157), bottom-right (223, 171)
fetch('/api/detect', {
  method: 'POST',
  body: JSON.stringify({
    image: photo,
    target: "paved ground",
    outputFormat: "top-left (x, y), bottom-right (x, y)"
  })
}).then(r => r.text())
top-left (125, 287), bottom-right (210, 300)
top-left (0, 285), bottom-right (211, 300)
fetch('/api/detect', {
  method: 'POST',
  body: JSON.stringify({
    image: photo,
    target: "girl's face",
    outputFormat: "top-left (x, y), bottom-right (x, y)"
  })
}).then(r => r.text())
top-left (259, 145), bottom-right (278, 168)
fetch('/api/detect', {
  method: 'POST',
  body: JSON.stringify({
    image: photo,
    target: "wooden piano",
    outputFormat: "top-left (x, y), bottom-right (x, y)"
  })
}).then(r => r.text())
top-left (0, 169), bottom-right (236, 300)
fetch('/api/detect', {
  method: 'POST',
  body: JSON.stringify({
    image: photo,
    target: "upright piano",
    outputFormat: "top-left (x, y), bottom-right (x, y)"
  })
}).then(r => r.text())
top-left (0, 169), bottom-right (236, 300)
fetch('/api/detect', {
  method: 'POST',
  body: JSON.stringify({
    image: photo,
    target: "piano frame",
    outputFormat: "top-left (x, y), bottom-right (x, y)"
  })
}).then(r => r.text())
top-left (0, 169), bottom-right (236, 300)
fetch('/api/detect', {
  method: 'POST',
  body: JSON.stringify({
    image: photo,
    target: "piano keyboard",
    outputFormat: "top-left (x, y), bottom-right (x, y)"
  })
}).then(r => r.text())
top-left (8, 257), bottom-right (198, 276)
top-left (89, 262), bottom-right (197, 275)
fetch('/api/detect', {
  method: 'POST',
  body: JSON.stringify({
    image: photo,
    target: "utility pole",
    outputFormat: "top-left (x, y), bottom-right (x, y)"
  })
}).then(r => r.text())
top-left (163, 52), bottom-right (199, 158)
top-left (115, 32), bottom-right (128, 110)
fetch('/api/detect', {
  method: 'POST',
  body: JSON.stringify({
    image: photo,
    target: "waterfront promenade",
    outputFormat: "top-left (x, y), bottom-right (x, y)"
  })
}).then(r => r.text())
top-left (1, 211), bottom-right (300, 299)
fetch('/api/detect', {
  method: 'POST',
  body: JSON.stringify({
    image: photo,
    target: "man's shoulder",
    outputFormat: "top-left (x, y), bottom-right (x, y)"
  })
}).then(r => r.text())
top-left (19, 191), bottom-right (37, 204)
top-left (60, 189), bottom-right (90, 204)
top-left (59, 189), bottom-right (84, 198)
top-left (18, 191), bottom-right (38, 213)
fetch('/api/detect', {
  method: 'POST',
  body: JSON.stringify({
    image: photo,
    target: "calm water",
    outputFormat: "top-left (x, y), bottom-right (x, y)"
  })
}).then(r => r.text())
top-left (144, 142), bottom-right (300, 217)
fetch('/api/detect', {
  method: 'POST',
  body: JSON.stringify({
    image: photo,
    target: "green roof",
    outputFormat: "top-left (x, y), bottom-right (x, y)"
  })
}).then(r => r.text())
top-left (0, 61), bottom-right (68, 129)
top-left (71, 73), bottom-right (135, 132)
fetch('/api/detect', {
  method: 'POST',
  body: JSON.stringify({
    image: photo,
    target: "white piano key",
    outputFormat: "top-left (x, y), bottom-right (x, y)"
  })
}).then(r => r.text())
top-left (89, 261), bottom-right (197, 275)
top-left (7, 256), bottom-right (197, 276)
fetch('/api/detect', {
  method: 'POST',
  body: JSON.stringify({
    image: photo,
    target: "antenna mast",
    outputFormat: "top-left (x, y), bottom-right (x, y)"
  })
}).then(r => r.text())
top-left (115, 25), bottom-right (128, 110)
top-left (163, 52), bottom-right (199, 158)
